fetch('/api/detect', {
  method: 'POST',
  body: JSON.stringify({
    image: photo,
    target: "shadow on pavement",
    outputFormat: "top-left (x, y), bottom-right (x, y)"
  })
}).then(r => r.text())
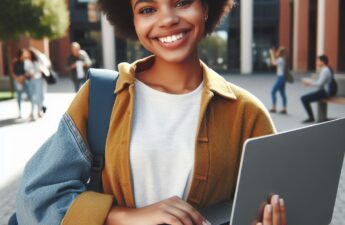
top-left (0, 118), bottom-right (33, 128)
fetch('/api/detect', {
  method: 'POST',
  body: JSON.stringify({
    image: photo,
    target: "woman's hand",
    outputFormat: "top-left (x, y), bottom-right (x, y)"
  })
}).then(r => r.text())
top-left (302, 79), bottom-right (311, 87)
top-left (105, 196), bottom-right (210, 225)
top-left (256, 195), bottom-right (287, 225)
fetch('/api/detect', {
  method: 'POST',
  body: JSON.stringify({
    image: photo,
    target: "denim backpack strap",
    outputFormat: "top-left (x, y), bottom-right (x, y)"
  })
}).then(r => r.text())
top-left (87, 68), bottom-right (118, 192)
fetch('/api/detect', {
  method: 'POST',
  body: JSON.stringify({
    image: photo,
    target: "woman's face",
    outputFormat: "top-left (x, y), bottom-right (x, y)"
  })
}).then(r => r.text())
top-left (316, 58), bottom-right (324, 68)
top-left (22, 50), bottom-right (30, 60)
top-left (131, 0), bottom-right (208, 63)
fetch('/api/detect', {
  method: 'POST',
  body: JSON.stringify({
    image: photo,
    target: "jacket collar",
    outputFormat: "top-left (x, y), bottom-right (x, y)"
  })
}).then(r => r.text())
top-left (114, 55), bottom-right (237, 100)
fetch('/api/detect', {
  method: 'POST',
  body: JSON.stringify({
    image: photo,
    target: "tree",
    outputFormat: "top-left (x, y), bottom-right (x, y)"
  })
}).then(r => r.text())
top-left (29, 0), bottom-right (70, 40)
top-left (0, 0), bottom-right (69, 94)
top-left (0, 0), bottom-right (69, 41)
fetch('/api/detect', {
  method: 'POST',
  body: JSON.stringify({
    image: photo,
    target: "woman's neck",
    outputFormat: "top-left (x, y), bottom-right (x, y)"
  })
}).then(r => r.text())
top-left (136, 53), bottom-right (203, 94)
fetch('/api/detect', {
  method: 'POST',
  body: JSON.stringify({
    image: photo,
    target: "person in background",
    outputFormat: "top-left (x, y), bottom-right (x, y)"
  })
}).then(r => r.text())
top-left (11, 49), bottom-right (31, 118)
top-left (24, 49), bottom-right (45, 120)
top-left (269, 46), bottom-right (287, 114)
top-left (66, 42), bottom-right (92, 92)
top-left (301, 55), bottom-right (333, 123)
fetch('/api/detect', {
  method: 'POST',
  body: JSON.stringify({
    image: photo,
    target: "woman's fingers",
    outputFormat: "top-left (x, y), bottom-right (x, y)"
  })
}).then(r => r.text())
top-left (161, 212), bottom-right (184, 225)
top-left (160, 203), bottom-right (194, 225)
top-left (168, 196), bottom-right (208, 225)
top-left (263, 204), bottom-right (273, 225)
top-left (279, 198), bottom-right (287, 225)
top-left (271, 195), bottom-right (281, 225)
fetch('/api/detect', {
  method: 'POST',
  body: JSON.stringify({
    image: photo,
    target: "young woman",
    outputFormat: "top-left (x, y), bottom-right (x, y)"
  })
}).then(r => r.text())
top-left (11, 49), bottom-right (31, 118)
top-left (24, 49), bottom-right (45, 120)
top-left (301, 55), bottom-right (334, 123)
top-left (16, 1), bottom-right (286, 225)
top-left (269, 46), bottom-right (287, 114)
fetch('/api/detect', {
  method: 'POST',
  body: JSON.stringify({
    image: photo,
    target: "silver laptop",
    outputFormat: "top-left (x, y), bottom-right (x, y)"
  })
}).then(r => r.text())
top-left (201, 117), bottom-right (345, 225)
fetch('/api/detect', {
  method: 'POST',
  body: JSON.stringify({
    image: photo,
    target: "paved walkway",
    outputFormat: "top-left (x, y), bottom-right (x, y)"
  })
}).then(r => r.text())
top-left (0, 75), bottom-right (344, 224)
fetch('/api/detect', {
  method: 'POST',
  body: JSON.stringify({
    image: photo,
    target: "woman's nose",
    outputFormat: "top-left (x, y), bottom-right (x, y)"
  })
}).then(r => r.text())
top-left (158, 8), bottom-right (179, 28)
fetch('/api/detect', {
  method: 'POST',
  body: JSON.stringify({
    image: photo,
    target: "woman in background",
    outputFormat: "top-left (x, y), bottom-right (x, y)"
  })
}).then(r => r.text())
top-left (24, 49), bottom-right (45, 120)
top-left (11, 49), bottom-right (31, 118)
top-left (269, 46), bottom-right (287, 114)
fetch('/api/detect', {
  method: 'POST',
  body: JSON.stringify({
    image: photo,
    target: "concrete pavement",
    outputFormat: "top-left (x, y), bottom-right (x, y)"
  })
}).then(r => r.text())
top-left (0, 75), bottom-right (344, 224)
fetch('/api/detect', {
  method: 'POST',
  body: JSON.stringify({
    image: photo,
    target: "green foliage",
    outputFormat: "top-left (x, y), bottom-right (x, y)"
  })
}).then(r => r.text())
top-left (0, 0), bottom-right (34, 40)
top-left (0, 0), bottom-right (70, 41)
top-left (199, 33), bottom-right (228, 71)
top-left (29, 0), bottom-right (70, 40)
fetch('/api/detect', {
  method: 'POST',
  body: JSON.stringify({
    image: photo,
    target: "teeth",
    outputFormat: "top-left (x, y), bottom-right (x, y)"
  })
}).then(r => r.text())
top-left (158, 32), bottom-right (184, 43)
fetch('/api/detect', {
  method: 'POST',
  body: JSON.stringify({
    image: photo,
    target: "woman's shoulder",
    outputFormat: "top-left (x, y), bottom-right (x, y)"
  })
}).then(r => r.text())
top-left (223, 80), bottom-right (275, 134)
top-left (220, 80), bottom-right (271, 121)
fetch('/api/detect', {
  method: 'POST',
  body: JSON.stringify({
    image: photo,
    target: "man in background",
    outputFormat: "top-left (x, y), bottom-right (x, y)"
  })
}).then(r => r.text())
top-left (66, 42), bottom-right (92, 92)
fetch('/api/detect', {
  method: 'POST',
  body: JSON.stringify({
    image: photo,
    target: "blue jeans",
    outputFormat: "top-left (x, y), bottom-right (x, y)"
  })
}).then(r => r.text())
top-left (271, 76), bottom-right (287, 107)
top-left (301, 89), bottom-right (328, 120)
top-left (14, 80), bottom-right (31, 113)
top-left (28, 78), bottom-right (44, 114)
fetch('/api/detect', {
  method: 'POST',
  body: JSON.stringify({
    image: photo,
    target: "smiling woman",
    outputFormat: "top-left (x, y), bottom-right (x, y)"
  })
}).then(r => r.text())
top-left (14, 0), bottom-right (287, 225)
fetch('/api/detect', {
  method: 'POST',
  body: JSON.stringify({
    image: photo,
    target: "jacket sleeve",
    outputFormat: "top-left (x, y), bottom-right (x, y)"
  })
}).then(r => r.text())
top-left (16, 82), bottom-right (114, 225)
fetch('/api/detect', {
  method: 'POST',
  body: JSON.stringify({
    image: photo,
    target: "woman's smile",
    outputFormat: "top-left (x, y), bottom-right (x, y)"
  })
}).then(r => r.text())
top-left (154, 29), bottom-right (191, 49)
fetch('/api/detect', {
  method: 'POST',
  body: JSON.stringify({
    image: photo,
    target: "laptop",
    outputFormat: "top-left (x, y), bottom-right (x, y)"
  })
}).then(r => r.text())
top-left (201, 117), bottom-right (345, 225)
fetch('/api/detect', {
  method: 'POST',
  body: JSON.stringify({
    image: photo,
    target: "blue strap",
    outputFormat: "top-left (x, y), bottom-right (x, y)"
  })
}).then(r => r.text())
top-left (87, 68), bottom-right (118, 192)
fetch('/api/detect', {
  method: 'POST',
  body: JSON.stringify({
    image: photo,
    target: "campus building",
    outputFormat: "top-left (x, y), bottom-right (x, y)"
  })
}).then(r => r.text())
top-left (0, 0), bottom-right (344, 77)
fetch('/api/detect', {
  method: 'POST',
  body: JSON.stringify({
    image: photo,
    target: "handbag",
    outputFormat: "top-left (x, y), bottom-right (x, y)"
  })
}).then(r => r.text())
top-left (284, 69), bottom-right (294, 83)
top-left (41, 68), bottom-right (57, 85)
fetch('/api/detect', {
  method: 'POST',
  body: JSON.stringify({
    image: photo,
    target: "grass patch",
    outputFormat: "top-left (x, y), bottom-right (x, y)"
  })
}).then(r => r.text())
top-left (0, 92), bottom-right (14, 101)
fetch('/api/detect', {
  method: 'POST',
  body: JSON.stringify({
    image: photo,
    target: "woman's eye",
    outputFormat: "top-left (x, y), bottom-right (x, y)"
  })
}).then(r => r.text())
top-left (176, 0), bottom-right (192, 7)
top-left (139, 7), bottom-right (155, 14)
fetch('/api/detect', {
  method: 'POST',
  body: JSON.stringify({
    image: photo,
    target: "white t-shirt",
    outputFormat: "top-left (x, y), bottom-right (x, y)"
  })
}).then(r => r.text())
top-left (276, 57), bottom-right (285, 76)
top-left (310, 66), bottom-right (332, 94)
top-left (130, 79), bottom-right (203, 208)
top-left (24, 60), bottom-right (41, 79)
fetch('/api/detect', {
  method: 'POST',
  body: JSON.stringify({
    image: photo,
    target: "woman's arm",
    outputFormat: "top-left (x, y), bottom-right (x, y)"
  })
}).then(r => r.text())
top-left (309, 68), bottom-right (331, 87)
top-left (105, 196), bottom-right (209, 225)
top-left (16, 83), bottom-right (114, 225)
top-left (269, 48), bottom-right (277, 66)
top-left (303, 68), bottom-right (331, 88)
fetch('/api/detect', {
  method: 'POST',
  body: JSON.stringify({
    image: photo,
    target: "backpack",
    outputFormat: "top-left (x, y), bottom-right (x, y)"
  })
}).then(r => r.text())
top-left (328, 67), bottom-right (338, 97)
top-left (86, 68), bottom-right (119, 192)
top-left (8, 69), bottom-right (118, 225)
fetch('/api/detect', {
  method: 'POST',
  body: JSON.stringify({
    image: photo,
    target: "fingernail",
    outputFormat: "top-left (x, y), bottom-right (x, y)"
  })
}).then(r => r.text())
top-left (203, 221), bottom-right (212, 225)
top-left (257, 223), bottom-right (263, 225)
top-left (280, 198), bottom-right (284, 206)
top-left (273, 195), bottom-right (279, 205)
top-left (267, 204), bottom-right (272, 213)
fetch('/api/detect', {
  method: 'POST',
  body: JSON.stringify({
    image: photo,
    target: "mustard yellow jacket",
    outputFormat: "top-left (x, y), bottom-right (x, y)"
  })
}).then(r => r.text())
top-left (61, 56), bottom-right (275, 224)
top-left (16, 56), bottom-right (275, 225)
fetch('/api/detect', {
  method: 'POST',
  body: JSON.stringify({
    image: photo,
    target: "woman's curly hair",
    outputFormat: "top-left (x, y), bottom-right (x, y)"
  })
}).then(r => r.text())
top-left (97, 0), bottom-right (235, 40)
